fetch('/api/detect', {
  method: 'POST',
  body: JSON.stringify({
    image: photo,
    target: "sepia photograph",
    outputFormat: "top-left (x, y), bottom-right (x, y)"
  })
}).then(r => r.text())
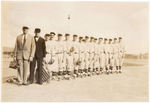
top-left (1, 0), bottom-right (149, 102)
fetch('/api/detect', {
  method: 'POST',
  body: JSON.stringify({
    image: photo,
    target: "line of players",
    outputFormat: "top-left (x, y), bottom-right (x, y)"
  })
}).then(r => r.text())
top-left (44, 32), bottom-right (125, 80)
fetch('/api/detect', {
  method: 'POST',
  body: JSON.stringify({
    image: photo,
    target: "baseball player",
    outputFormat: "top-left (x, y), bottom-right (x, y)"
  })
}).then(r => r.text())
top-left (84, 36), bottom-right (90, 76)
top-left (88, 37), bottom-right (95, 76)
top-left (98, 38), bottom-right (104, 74)
top-left (43, 34), bottom-right (51, 83)
top-left (49, 32), bottom-right (57, 80)
top-left (108, 39), bottom-right (114, 74)
top-left (93, 38), bottom-right (99, 75)
top-left (112, 38), bottom-right (119, 73)
top-left (72, 34), bottom-right (79, 78)
top-left (55, 34), bottom-right (64, 80)
top-left (118, 37), bottom-right (125, 73)
top-left (78, 37), bottom-right (84, 78)
top-left (103, 38), bottom-right (109, 74)
top-left (81, 39), bottom-right (87, 77)
top-left (64, 33), bottom-right (74, 79)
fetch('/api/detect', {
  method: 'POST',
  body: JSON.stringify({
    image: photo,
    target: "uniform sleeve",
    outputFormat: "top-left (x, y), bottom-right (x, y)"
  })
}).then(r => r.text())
top-left (52, 41), bottom-right (56, 55)
top-left (123, 44), bottom-right (126, 53)
top-left (103, 44), bottom-right (106, 54)
top-left (55, 42), bottom-right (58, 54)
top-left (63, 41), bottom-right (66, 53)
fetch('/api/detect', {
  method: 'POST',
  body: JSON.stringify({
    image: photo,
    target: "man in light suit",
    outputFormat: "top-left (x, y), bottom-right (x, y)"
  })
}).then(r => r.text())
top-left (14, 26), bottom-right (35, 85)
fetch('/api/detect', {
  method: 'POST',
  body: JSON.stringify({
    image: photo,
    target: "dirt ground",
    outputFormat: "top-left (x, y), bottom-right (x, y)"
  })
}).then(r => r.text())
top-left (1, 58), bottom-right (149, 102)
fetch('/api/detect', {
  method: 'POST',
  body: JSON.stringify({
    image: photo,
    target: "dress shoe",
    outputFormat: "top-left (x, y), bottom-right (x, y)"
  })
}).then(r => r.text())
top-left (18, 83), bottom-right (22, 86)
top-left (23, 82), bottom-right (31, 86)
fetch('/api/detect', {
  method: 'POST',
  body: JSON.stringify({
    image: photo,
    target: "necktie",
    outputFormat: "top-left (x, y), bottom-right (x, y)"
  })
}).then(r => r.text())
top-left (35, 36), bottom-right (39, 42)
top-left (35, 36), bottom-right (38, 38)
top-left (23, 35), bottom-right (26, 47)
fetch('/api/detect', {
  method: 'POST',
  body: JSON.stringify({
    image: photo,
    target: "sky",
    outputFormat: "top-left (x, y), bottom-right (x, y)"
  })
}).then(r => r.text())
top-left (1, 1), bottom-right (149, 54)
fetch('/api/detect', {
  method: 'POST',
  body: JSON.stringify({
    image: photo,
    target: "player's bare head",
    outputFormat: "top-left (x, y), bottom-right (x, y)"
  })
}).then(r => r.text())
top-left (119, 37), bottom-right (122, 42)
top-left (50, 32), bottom-right (56, 37)
top-left (57, 33), bottom-right (62, 40)
top-left (85, 36), bottom-right (89, 41)
top-left (98, 38), bottom-right (103, 43)
top-left (82, 39), bottom-right (85, 43)
top-left (94, 38), bottom-right (97, 42)
top-left (44, 34), bottom-right (50, 40)
top-left (79, 36), bottom-right (83, 42)
top-left (109, 39), bottom-right (112, 43)
top-left (119, 37), bottom-right (122, 39)
top-left (104, 38), bottom-right (108, 43)
top-left (90, 37), bottom-right (94, 42)
top-left (114, 38), bottom-right (117, 43)
top-left (73, 34), bottom-right (78, 41)
top-left (65, 33), bottom-right (70, 40)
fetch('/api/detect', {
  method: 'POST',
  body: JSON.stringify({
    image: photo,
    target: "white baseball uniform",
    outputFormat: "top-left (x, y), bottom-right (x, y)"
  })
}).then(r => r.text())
top-left (118, 42), bottom-right (125, 67)
top-left (56, 40), bottom-right (64, 72)
top-left (72, 40), bottom-right (80, 70)
top-left (64, 40), bottom-right (74, 71)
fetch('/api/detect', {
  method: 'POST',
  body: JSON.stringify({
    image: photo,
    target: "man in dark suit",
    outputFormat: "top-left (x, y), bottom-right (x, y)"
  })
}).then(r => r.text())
top-left (29, 28), bottom-right (46, 84)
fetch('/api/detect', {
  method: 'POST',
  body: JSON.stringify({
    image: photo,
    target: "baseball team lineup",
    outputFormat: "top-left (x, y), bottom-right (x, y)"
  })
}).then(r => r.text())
top-left (14, 27), bottom-right (125, 85)
top-left (42, 31), bottom-right (125, 81)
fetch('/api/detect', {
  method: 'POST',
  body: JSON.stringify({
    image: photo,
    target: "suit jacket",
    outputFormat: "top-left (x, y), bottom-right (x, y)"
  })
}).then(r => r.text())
top-left (14, 34), bottom-right (36, 60)
top-left (34, 36), bottom-right (46, 59)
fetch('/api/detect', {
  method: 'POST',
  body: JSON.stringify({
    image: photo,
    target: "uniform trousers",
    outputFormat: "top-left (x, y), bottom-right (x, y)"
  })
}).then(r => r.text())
top-left (104, 53), bottom-right (109, 70)
top-left (119, 52), bottom-right (124, 67)
top-left (89, 53), bottom-right (94, 69)
top-left (84, 52), bottom-right (89, 70)
top-left (108, 53), bottom-right (113, 66)
top-left (65, 53), bottom-right (74, 71)
top-left (73, 53), bottom-right (79, 70)
top-left (79, 52), bottom-right (85, 70)
top-left (99, 53), bottom-right (105, 68)
top-left (112, 53), bottom-right (119, 67)
top-left (57, 53), bottom-right (64, 71)
top-left (93, 54), bottom-right (99, 69)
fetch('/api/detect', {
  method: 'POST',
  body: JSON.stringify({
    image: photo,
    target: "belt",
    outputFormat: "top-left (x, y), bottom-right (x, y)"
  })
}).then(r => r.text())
top-left (56, 52), bottom-right (62, 54)
top-left (67, 53), bottom-right (73, 55)
top-left (46, 52), bottom-right (50, 54)
top-left (74, 52), bottom-right (78, 54)
top-left (108, 52), bottom-right (114, 54)
top-left (84, 51), bottom-right (89, 53)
